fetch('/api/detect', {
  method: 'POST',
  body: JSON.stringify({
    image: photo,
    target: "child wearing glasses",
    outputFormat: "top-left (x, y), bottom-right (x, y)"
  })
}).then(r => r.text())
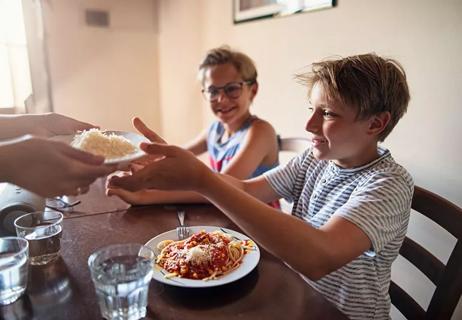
top-left (109, 53), bottom-right (413, 320)
top-left (107, 46), bottom-right (279, 206)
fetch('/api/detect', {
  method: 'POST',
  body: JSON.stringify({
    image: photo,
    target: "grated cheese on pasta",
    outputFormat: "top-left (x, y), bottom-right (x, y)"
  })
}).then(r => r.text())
top-left (71, 129), bottom-right (136, 159)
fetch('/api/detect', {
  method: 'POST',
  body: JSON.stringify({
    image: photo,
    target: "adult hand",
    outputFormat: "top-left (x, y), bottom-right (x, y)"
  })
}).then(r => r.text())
top-left (33, 113), bottom-right (97, 137)
top-left (108, 142), bottom-right (210, 193)
top-left (1, 135), bottom-right (116, 197)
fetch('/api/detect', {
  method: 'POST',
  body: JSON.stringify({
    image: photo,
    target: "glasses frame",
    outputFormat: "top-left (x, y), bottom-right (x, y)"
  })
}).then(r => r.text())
top-left (201, 80), bottom-right (255, 102)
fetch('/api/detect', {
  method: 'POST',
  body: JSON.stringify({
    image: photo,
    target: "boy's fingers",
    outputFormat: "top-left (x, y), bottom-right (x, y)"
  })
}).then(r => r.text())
top-left (108, 174), bottom-right (142, 192)
top-left (106, 188), bottom-right (142, 204)
top-left (133, 117), bottom-right (166, 144)
top-left (140, 142), bottom-right (178, 157)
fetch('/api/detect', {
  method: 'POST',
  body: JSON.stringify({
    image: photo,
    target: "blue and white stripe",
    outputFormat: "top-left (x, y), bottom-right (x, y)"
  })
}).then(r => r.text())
top-left (264, 147), bottom-right (413, 320)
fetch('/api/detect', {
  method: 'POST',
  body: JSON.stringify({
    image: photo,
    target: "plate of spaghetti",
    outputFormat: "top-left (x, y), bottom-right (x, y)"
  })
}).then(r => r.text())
top-left (145, 226), bottom-right (260, 287)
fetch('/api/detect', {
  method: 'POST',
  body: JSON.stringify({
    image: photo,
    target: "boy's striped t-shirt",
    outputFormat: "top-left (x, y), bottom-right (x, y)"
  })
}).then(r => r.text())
top-left (263, 147), bottom-right (413, 320)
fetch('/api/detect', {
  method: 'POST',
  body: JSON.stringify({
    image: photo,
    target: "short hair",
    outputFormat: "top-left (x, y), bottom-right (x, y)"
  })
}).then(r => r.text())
top-left (296, 53), bottom-right (410, 141)
top-left (198, 46), bottom-right (258, 85)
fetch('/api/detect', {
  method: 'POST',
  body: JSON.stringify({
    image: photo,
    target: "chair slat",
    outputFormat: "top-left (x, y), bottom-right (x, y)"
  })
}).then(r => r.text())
top-left (412, 186), bottom-right (462, 239)
top-left (390, 185), bottom-right (462, 319)
top-left (399, 237), bottom-right (444, 285)
top-left (426, 241), bottom-right (462, 319)
top-left (389, 281), bottom-right (426, 320)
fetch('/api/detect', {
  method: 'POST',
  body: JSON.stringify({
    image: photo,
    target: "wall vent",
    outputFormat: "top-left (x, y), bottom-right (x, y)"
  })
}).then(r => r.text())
top-left (85, 9), bottom-right (110, 28)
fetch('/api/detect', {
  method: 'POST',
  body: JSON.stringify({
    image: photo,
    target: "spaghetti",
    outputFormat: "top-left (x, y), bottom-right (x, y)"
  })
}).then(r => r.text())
top-left (155, 230), bottom-right (254, 280)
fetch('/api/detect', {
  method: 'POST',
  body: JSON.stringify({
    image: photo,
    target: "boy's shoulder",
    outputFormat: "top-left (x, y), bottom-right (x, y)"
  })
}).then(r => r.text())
top-left (356, 151), bottom-right (414, 192)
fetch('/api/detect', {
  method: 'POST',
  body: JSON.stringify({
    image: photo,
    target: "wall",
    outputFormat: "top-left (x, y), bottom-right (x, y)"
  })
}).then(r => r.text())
top-left (156, 0), bottom-right (462, 319)
top-left (43, 0), bottom-right (161, 132)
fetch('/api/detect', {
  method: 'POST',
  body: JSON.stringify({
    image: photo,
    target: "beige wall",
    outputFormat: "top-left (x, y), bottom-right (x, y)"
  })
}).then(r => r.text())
top-left (41, 0), bottom-right (461, 318)
top-left (156, 0), bottom-right (462, 319)
top-left (43, 0), bottom-right (161, 132)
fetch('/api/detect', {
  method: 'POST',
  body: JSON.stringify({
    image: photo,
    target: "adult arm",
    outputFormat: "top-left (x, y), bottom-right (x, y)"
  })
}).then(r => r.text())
top-left (0, 135), bottom-right (115, 197)
top-left (0, 113), bottom-right (96, 139)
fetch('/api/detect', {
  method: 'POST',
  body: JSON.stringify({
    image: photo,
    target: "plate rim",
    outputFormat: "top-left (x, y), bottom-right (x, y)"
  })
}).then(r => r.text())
top-left (144, 225), bottom-right (260, 288)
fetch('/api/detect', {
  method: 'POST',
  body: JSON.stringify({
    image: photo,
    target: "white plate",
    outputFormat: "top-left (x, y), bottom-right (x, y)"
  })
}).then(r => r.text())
top-left (52, 130), bottom-right (148, 166)
top-left (144, 226), bottom-right (260, 288)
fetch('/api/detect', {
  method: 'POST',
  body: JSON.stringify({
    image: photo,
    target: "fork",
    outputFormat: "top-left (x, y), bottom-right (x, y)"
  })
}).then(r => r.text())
top-left (176, 210), bottom-right (190, 240)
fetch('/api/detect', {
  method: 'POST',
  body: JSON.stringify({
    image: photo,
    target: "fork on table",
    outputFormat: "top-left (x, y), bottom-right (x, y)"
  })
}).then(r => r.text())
top-left (176, 210), bottom-right (190, 240)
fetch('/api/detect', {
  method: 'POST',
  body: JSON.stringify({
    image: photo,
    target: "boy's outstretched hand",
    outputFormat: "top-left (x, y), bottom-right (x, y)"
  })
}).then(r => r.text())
top-left (108, 142), bottom-right (210, 193)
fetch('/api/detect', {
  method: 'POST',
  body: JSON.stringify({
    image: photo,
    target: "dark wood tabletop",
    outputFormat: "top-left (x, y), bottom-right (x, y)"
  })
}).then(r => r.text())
top-left (0, 182), bottom-right (347, 320)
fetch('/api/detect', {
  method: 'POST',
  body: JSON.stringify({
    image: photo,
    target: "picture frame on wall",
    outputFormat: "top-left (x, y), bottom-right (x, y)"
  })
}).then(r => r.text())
top-left (233, 0), bottom-right (284, 23)
top-left (233, 0), bottom-right (335, 24)
top-left (302, 0), bottom-right (334, 13)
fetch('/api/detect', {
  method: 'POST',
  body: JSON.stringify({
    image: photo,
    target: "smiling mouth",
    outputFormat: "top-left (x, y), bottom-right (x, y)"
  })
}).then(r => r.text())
top-left (216, 107), bottom-right (236, 114)
top-left (312, 138), bottom-right (327, 147)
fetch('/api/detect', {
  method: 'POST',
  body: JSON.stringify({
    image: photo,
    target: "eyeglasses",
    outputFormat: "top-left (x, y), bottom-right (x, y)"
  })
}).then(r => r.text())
top-left (201, 80), bottom-right (255, 102)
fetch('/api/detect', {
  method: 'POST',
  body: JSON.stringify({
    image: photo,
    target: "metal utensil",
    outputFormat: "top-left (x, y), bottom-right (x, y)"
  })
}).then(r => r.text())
top-left (176, 210), bottom-right (190, 240)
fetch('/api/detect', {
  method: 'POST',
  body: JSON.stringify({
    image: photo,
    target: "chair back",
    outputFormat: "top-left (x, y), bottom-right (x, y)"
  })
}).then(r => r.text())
top-left (278, 136), bottom-right (311, 153)
top-left (390, 185), bottom-right (462, 319)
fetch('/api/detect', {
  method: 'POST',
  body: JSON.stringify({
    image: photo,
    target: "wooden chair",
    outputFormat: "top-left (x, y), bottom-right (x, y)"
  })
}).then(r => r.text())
top-left (390, 185), bottom-right (462, 319)
top-left (278, 136), bottom-right (311, 154)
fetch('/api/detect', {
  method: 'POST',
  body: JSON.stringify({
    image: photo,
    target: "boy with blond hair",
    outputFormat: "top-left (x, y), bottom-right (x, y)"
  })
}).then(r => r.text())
top-left (109, 53), bottom-right (413, 320)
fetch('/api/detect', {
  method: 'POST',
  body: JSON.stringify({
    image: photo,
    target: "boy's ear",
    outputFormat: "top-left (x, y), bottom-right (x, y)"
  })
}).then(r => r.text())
top-left (250, 82), bottom-right (258, 101)
top-left (368, 112), bottom-right (391, 136)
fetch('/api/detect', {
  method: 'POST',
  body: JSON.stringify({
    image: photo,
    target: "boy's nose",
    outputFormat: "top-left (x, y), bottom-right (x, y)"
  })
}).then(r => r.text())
top-left (305, 112), bottom-right (321, 133)
top-left (215, 90), bottom-right (229, 103)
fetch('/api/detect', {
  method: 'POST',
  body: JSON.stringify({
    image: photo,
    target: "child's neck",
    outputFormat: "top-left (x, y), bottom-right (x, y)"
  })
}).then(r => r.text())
top-left (222, 113), bottom-right (253, 139)
top-left (333, 143), bottom-right (381, 169)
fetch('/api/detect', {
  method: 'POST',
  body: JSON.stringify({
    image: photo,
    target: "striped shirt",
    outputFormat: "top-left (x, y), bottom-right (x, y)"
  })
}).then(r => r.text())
top-left (264, 147), bottom-right (413, 320)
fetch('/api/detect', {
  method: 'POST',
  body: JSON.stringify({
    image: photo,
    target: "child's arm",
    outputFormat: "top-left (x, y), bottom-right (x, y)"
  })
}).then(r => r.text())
top-left (107, 118), bottom-right (277, 205)
top-left (107, 121), bottom-right (209, 204)
top-left (108, 142), bottom-right (372, 280)
top-left (220, 119), bottom-right (278, 180)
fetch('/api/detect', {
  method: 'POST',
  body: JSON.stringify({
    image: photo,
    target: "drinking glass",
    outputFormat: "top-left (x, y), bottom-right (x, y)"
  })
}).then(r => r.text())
top-left (0, 237), bottom-right (29, 305)
top-left (14, 210), bottom-right (63, 265)
top-left (88, 243), bottom-right (155, 320)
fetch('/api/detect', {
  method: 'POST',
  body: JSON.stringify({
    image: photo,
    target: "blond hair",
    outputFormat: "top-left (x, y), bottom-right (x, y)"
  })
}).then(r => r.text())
top-left (296, 53), bottom-right (410, 141)
top-left (198, 46), bottom-right (258, 85)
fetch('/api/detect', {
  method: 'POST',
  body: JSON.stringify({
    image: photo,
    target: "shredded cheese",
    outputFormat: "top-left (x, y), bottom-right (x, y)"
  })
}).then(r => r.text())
top-left (185, 245), bottom-right (211, 265)
top-left (71, 129), bottom-right (136, 159)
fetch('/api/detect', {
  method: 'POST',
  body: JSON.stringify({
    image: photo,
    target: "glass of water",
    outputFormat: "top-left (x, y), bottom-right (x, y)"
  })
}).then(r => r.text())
top-left (88, 243), bottom-right (155, 320)
top-left (14, 210), bottom-right (63, 265)
top-left (0, 237), bottom-right (29, 305)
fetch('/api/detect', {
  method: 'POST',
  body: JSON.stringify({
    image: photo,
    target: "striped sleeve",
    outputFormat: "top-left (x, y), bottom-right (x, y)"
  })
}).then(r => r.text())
top-left (334, 172), bottom-right (413, 254)
top-left (264, 149), bottom-right (311, 202)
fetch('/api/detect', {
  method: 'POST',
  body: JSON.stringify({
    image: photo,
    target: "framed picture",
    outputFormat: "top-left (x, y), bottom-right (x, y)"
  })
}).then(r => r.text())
top-left (233, 0), bottom-right (284, 23)
top-left (302, 0), bottom-right (334, 13)
top-left (233, 0), bottom-right (335, 24)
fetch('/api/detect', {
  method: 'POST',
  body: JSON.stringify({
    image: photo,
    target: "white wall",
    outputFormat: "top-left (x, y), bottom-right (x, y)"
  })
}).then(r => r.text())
top-left (156, 0), bottom-right (462, 318)
top-left (43, 0), bottom-right (161, 132)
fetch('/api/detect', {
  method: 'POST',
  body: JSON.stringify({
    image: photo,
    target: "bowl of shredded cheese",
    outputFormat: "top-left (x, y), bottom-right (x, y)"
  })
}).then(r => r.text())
top-left (52, 128), bottom-right (148, 166)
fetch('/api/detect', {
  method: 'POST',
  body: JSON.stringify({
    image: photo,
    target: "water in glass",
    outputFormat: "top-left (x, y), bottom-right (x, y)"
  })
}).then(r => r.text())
top-left (0, 237), bottom-right (29, 305)
top-left (89, 244), bottom-right (154, 320)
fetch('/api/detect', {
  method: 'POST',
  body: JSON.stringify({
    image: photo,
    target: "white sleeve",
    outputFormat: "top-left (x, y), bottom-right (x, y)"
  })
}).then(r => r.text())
top-left (264, 149), bottom-right (312, 202)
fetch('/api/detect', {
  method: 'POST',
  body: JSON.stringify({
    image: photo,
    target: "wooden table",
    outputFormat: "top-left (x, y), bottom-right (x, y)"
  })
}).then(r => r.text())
top-left (0, 181), bottom-right (347, 320)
